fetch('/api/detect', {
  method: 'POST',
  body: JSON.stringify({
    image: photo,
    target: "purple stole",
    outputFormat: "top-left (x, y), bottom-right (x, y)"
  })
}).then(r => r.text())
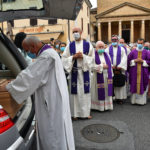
top-left (69, 40), bottom-right (90, 94)
top-left (38, 44), bottom-right (51, 56)
top-left (109, 45), bottom-right (121, 65)
top-left (95, 51), bottom-right (113, 100)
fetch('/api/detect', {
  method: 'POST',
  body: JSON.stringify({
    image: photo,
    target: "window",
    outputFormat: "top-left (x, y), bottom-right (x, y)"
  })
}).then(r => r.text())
top-left (30, 19), bottom-right (37, 26)
top-left (87, 7), bottom-right (89, 16)
top-left (88, 23), bottom-right (90, 35)
top-left (81, 18), bottom-right (83, 31)
top-left (48, 19), bottom-right (57, 25)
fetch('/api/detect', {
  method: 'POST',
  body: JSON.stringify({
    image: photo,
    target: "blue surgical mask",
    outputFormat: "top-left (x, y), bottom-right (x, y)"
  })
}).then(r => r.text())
top-left (137, 44), bottom-right (143, 49)
top-left (112, 42), bottom-right (118, 46)
top-left (98, 49), bottom-right (105, 54)
top-left (73, 32), bottom-right (80, 40)
top-left (119, 44), bottom-right (124, 47)
top-left (27, 52), bottom-right (36, 59)
top-left (55, 45), bottom-right (59, 49)
top-left (60, 47), bottom-right (66, 52)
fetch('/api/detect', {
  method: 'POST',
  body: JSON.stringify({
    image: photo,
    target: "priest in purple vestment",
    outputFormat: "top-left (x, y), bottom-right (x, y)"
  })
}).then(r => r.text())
top-left (62, 27), bottom-right (94, 119)
top-left (128, 38), bottom-right (150, 105)
top-left (105, 35), bottom-right (127, 104)
top-left (91, 41), bottom-right (113, 111)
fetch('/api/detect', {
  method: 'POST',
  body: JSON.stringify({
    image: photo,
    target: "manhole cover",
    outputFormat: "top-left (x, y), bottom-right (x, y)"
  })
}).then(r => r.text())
top-left (81, 124), bottom-right (120, 143)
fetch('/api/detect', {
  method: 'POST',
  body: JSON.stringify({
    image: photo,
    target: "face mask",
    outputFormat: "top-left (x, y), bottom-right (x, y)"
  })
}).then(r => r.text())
top-left (55, 45), bottom-right (59, 49)
top-left (73, 32), bottom-right (80, 40)
top-left (119, 44), bottom-right (124, 47)
top-left (27, 52), bottom-right (36, 59)
top-left (137, 44), bottom-right (143, 49)
top-left (112, 42), bottom-right (118, 46)
top-left (60, 47), bottom-right (66, 52)
top-left (98, 49), bottom-right (105, 54)
top-left (144, 47), bottom-right (149, 50)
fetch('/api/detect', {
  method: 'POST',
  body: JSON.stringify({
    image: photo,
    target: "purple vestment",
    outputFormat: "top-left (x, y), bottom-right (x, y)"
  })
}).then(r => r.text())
top-left (95, 51), bottom-right (113, 100)
top-left (69, 40), bottom-right (90, 94)
top-left (38, 44), bottom-right (51, 56)
top-left (128, 49), bottom-right (150, 94)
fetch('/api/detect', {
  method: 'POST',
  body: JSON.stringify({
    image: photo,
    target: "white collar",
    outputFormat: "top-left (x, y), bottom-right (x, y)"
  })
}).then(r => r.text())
top-left (137, 47), bottom-right (144, 51)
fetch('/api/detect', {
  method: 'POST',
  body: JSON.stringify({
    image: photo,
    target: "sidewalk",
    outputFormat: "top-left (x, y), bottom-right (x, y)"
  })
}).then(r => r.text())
top-left (73, 98), bottom-right (150, 150)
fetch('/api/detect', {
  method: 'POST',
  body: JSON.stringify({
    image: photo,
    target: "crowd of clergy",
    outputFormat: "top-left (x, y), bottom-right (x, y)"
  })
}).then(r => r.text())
top-left (9, 29), bottom-right (150, 121)
top-left (59, 27), bottom-right (150, 120)
top-left (3, 29), bottom-right (150, 149)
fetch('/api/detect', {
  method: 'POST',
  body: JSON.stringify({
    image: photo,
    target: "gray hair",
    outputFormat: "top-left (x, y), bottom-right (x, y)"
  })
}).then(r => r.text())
top-left (145, 42), bottom-right (150, 46)
top-left (96, 41), bottom-right (105, 47)
top-left (24, 36), bottom-right (41, 45)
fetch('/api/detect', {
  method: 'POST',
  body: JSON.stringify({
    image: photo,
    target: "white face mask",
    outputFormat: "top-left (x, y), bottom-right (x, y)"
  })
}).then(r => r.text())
top-left (73, 32), bottom-right (80, 40)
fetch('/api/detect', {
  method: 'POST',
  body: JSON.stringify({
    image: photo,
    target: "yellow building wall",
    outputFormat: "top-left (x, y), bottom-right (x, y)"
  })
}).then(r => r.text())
top-left (69, 1), bottom-right (90, 41)
top-left (2, 1), bottom-right (91, 44)
top-left (97, 0), bottom-right (150, 14)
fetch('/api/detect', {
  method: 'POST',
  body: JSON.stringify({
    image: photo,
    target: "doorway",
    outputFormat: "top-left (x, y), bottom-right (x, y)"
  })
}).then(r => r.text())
top-left (122, 30), bottom-right (130, 43)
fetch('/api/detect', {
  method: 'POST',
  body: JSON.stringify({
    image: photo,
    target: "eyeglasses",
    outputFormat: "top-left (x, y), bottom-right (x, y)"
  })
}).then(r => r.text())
top-left (112, 39), bottom-right (118, 42)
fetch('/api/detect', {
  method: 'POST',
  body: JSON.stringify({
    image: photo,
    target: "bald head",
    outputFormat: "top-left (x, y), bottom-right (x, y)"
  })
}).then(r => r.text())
top-left (96, 41), bottom-right (105, 50)
top-left (22, 36), bottom-right (43, 55)
top-left (72, 27), bottom-right (82, 34)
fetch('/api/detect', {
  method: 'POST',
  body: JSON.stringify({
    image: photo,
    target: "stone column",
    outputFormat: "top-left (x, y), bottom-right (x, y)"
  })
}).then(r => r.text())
top-left (119, 21), bottom-right (122, 38)
top-left (141, 20), bottom-right (145, 39)
top-left (108, 22), bottom-right (111, 43)
top-left (98, 22), bottom-right (102, 41)
top-left (130, 20), bottom-right (134, 43)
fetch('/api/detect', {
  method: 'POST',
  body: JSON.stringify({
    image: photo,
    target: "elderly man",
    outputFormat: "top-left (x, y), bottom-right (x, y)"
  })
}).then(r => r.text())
top-left (105, 35), bottom-right (127, 104)
top-left (128, 38), bottom-right (150, 105)
top-left (91, 41), bottom-right (113, 111)
top-left (62, 27), bottom-right (94, 119)
top-left (5, 36), bottom-right (75, 150)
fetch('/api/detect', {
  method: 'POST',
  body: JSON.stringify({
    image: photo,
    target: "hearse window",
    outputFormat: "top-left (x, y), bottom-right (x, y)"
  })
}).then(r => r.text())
top-left (0, 0), bottom-right (43, 11)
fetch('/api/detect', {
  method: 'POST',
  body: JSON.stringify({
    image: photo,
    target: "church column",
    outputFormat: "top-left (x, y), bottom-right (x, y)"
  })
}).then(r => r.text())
top-left (119, 21), bottom-right (122, 38)
top-left (108, 22), bottom-right (111, 43)
top-left (141, 20), bottom-right (145, 39)
top-left (130, 20), bottom-right (134, 43)
top-left (98, 22), bottom-right (102, 41)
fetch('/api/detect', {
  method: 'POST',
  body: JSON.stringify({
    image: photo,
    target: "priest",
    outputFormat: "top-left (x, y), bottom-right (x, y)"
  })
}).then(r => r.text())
top-left (62, 27), bottom-right (94, 119)
top-left (105, 35), bottom-right (127, 104)
top-left (128, 38), bottom-right (150, 105)
top-left (91, 41), bottom-right (113, 111)
top-left (6, 36), bottom-right (75, 150)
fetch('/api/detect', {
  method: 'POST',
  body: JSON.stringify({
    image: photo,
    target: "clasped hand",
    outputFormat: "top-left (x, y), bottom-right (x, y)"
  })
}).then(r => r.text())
top-left (134, 58), bottom-right (143, 63)
top-left (73, 52), bottom-right (83, 59)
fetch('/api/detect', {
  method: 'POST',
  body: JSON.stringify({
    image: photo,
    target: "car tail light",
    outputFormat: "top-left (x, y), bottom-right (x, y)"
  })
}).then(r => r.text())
top-left (0, 105), bottom-right (14, 134)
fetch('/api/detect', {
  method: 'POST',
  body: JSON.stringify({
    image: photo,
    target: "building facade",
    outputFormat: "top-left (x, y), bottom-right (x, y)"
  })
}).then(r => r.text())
top-left (91, 0), bottom-right (150, 43)
top-left (1, 0), bottom-right (92, 44)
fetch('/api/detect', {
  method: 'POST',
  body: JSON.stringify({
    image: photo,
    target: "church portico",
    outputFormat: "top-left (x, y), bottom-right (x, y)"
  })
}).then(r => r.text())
top-left (97, 19), bottom-right (150, 43)
top-left (92, 1), bottom-right (150, 43)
